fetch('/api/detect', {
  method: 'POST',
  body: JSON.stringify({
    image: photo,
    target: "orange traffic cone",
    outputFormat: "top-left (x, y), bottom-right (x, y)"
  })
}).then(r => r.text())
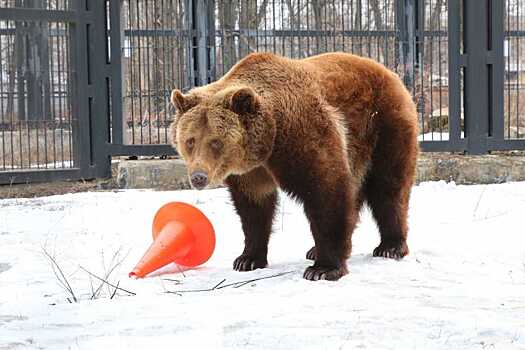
top-left (129, 202), bottom-right (215, 278)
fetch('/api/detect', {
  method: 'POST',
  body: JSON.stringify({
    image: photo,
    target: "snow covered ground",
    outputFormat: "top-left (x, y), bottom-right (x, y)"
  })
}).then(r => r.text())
top-left (1, 181), bottom-right (525, 350)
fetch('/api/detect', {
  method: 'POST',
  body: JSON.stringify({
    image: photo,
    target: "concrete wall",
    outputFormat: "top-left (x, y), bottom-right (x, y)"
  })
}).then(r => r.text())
top-left (116, 153), bottom-right (525, 190)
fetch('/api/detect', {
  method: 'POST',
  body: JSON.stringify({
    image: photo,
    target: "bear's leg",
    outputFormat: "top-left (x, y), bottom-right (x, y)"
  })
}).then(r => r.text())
top-left (229, 186), bottom-right (278, 271)
top-left (305, 189), bottom-right (365, 262)
top-left (300, 180), bottom-right (359, 281)
top-left (366, 125), bottom-right (417, 259)
top-left (367, 180), bottom-right (410, 259)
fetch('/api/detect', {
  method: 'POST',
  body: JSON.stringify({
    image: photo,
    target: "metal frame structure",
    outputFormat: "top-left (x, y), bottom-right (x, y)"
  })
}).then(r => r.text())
top-left (0, 0), bottom-right (111, 184)
top-left (1, 0), bottom-right (524, 185)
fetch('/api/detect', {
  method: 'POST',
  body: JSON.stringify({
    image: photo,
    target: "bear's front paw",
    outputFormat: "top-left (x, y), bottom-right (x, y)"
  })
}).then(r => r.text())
top-left (373, 240), bottom-right (409, 259)
top-left (303, 265), bottom-right (348, 281)
top-left (233, 255), bottom-right (268, 272)
top-left (305, 246), bottom-right (316, 260)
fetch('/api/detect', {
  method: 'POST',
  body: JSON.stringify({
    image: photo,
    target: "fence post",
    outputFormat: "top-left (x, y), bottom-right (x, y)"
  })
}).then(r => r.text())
top-left (396, 0), bottom-right (416, 91)
top-left (463, 0), bottom-right (489, 154)
top-left (108, 0), bottom-right (126, 146)
top-left (87, 0), bottom-right (112, 178)
top-left (489, 0), bottom-right (505, 143)
top-left (191, 0), bottom-right (215, 86)
top-left (207, 0), bottom-right (216, 83)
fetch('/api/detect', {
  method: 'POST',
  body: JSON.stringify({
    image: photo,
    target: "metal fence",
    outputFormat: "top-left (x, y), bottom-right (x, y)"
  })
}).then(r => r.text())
top-left (505, 1), bottom-right (525, 140)
top-left (116, 0), bottom-right (447, 146)
top-left (0, 0), bottom-right (524, 185)
top-left (0, 1), bottom-right (75, 178)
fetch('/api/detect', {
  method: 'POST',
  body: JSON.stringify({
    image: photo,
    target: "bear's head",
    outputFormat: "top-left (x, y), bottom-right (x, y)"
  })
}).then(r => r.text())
top-left (169, 86), bottom-right (276, 190)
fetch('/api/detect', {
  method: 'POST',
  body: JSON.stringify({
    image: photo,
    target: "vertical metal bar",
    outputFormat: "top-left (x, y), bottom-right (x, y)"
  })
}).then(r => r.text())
top-left (447, 0), bottom-right (461, 145)
top-left (341, 0), bottom-right (345, 52)
top-left (506, 0), bottom-right (510, 138)
top-left (9, 19), bottom-right (15, 169)
top-left (136, 0), bottom-right (144, 143)
top-left (281, 0), bottom-right (285, 56)
top-left (59, 18), bottom-right (67, 166)
top-left (298, 0), bottom-right (302, 56)
top-left (429, 0), bottom-right (435, 138)
top-left (272, 0), bottom-right (276, 54)
top-left (366, 0), bottom-right (370, 56)
top-left (397, 0), bottom-right (415, 90)
top-left (463, 0), bottom-right (489, 154)
top-left (70, 0), bottom-right (90, 171)
top-left (507, 0), bottom-right (523, 138)
top-left (383, 0), bottom-right (388, 66)
top-left (49, 21), bottom-right (56, 167)
top-left (192, 0), bottom-right (209, 86)
top-left (350, 0), bottom-right (354, 54)
top-left (263, 0), bottom-right (268, 52)
top-left (153, 0), bottom-right (160, 143)
top-left (332, 0), bottom-right (336, 51)
top-left (109, 0), bottom-right (125, 145)
top-left (437, 0), bottom-right (443, 138)
top-left (306, 0), bottom-right (310, 55)
top-left (161, 0), bottom-right (169, 142)
top-left (144, 0), bottom-right (152, 143)
top-left (490, 0), bottom-right (504, 142)
top-left (89, 0), bottom-right (111, 176)
top-left (66, 18), bottom-right (75, 167)
top-left (0, 27), bottom-right (5, 170)
top-left (207, 0), bottom-right (216, 83)
top-left (323, 0), bottom-right (327, 53)
top-left (219, 0), bottom-right (225, 76)
top-left (43, 22), bottom-right (49, 167)
top-left (185, 0), bottom-right (195, 87)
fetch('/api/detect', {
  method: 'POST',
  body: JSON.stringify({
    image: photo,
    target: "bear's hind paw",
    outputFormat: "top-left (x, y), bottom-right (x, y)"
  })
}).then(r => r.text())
top-left (303, 265), bottom-right (347, 281)
top-left (372, 241), bottom-right (409, 259)
top-left (233, 255), bottom-right (268, 272)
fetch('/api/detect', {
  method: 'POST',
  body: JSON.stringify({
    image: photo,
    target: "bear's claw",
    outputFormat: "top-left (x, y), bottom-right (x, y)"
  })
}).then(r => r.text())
top-left (373, 241), bottom-right (409, 259)
top-left (303, 265), bottom-right (347, 281)
top-left (306, 246), bottom-right (316, 260)
top-left (233, 255), bottom-right (268, 271)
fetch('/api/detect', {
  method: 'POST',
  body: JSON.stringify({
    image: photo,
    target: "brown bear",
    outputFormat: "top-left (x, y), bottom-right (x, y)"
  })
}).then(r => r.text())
top-left (170, 52), bottom-right (419, 281)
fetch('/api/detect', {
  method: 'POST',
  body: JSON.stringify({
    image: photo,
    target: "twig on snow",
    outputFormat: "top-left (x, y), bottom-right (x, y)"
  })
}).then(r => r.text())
top-left (166, 271), bottom-right (294, 294)
top-left (41, 246), bottom-right (78, 303)
top-left (162, 278), bottom-right (182, 284)
top-left (472, 186), bottom-right (487, 219)
top-left (218, 271), bottom-right (294, 289)
top-left (91, 246), bottom-right (129, 299)
top-left (79, 266), bottom-right (136, 296)
top-left (110, 281), bottom-right (120, 300)
top-left (213, 278), bottom-right (226, 290)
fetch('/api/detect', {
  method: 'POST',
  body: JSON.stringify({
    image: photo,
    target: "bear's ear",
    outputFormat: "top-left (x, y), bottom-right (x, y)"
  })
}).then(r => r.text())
top-left (229, 87), bottom-right (260, 115)
top-left (171, 89), bottom-right (199, 113)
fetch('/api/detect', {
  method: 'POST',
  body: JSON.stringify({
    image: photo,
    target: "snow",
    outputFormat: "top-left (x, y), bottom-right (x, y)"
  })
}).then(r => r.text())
top-left (418, 132), bottom-right (465, 141)
top-left (1, 181), bottom-right (525, 349)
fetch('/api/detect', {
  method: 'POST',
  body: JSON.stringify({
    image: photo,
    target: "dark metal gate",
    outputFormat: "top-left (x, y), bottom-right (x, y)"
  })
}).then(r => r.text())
top-left (0, 0), bottom-right (111, 184)
top-left (1, 0), bottom-right (525, 185)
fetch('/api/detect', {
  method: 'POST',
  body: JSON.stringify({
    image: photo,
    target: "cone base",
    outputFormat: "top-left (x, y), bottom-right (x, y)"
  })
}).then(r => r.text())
top-left (129, 202), bottom-right (215, 278)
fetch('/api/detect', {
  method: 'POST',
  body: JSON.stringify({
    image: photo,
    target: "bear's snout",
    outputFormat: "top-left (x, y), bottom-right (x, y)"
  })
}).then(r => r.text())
top-left (190, 171), bottom-right (208, 190)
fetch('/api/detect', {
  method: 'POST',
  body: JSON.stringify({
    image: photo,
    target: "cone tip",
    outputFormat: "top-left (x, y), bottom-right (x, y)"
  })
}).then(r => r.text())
top-left (128, 270), bottom-right (141, 279)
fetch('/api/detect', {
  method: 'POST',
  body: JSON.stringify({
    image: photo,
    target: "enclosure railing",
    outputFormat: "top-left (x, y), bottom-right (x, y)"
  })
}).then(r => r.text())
top-left (1, 0), bottom-right (524, 185)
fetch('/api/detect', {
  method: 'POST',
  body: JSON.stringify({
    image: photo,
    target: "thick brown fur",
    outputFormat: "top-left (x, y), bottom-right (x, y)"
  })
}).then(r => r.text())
top-left (170, 52), bottom-right (419, 281)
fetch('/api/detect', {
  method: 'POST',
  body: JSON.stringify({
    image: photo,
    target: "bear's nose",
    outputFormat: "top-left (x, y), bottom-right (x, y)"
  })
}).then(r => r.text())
top-left (190, 171), bottom-right (208, 190)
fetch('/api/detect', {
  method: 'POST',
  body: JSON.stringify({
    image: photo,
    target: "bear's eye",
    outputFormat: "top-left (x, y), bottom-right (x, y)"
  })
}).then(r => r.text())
top-left (186, 137), bottom-right (195, 151)
top-left (209, 139), bottom-right (223, 152)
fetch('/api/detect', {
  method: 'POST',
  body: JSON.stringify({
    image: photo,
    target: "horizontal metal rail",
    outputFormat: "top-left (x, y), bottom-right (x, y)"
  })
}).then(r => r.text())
top-left (0, 8), bottom-right (76, 22)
